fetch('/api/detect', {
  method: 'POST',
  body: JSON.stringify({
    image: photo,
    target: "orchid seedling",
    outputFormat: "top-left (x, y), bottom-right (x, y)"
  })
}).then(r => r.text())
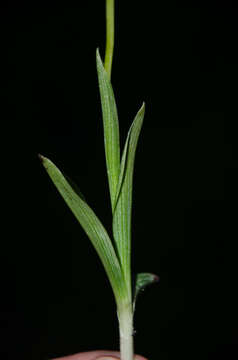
top-left (39, 1), bottom-right (158, 359)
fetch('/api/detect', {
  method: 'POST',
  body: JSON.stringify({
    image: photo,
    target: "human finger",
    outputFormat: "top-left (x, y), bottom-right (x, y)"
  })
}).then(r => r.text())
top-left (50, 350), bottom-right (148, 360)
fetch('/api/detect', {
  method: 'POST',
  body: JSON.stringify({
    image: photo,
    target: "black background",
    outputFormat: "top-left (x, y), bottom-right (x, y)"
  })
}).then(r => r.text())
top-left (1, 1), bottom-right (238, 360)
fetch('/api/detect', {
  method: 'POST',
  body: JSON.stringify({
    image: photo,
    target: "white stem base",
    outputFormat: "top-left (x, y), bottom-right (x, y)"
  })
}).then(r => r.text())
top-left (118, 305), bottom-right (134, 360)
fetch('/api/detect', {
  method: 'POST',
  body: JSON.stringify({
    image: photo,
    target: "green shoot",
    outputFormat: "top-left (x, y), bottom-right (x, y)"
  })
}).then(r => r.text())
top-left (39, 1), bottom-right (158, 359)
top-left (104, 0), bottom-right (114, 79)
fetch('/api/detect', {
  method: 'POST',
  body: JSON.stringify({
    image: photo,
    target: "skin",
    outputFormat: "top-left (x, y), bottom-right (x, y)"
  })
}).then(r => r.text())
top-left (51, 350), bottom-right (148, 360)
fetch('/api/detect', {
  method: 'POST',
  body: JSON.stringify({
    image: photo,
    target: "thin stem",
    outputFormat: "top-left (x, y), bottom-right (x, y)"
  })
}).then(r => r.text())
top-left (104, 0), bottom-right (114, 80)
top-left (118, 304), bottom-right (134, 360)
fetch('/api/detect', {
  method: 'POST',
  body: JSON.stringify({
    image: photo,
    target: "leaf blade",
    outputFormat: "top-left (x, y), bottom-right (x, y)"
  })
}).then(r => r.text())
top-left (112, 103), bottom-right (145, 298)
top-left (96, 49), bottom-right (120, 210)
top-left (39, 155), bottom-right (126, 304)
top-left (112, 125), bottom-right (131, 214)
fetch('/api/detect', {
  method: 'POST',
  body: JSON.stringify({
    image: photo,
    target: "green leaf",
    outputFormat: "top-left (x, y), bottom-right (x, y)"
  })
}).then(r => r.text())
top-left (133, 272), bottom-right (159, 312)
top-left (112, 125), bottom-right (130, 214)
top-left (39, 155), bottom-right (127, 304)
top-left (112, 103), bottom-right (145, 298)
top-left (96, 49), bottom-right (120, 211)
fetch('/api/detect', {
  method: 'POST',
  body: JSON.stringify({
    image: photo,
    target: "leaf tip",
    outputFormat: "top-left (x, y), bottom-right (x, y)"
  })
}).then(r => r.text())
top-left (153, 274), bottom-right (160, 283)
top-left (96, 48), bottom-right (102, 64)
top-left (140, 102), bottom-right (146, 114)
top-left (38, 153), bottom-right (45, 163)
top-left (38, 154), bottom-right (51, 170)
top-left (146, 272), bottom-right (159, 284)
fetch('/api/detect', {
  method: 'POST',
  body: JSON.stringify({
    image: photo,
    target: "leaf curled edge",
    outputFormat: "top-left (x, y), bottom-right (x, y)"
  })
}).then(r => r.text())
top-left (133, 272), bottom-right (159, 312)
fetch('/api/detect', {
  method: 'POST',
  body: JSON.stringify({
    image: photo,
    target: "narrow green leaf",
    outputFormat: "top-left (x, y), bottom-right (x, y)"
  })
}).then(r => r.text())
top-left (39, 155), bottom-right (126, 304)
top-left (96, 49), bottom-right (120, 210)
top-left (112, 126), bottom-right (130, 214)
top-left (112, 103), bottom-right (145, 298)
top-left (133, 272), bottom-right (159, 312)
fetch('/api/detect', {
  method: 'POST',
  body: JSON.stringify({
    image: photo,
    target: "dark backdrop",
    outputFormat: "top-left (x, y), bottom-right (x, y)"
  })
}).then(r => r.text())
top-left (1, 1), bottom-right (238, 360)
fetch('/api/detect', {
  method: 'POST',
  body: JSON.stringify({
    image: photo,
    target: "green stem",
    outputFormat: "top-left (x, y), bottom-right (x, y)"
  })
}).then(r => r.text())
top-left (104, 0), bottom-right (114, 80)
